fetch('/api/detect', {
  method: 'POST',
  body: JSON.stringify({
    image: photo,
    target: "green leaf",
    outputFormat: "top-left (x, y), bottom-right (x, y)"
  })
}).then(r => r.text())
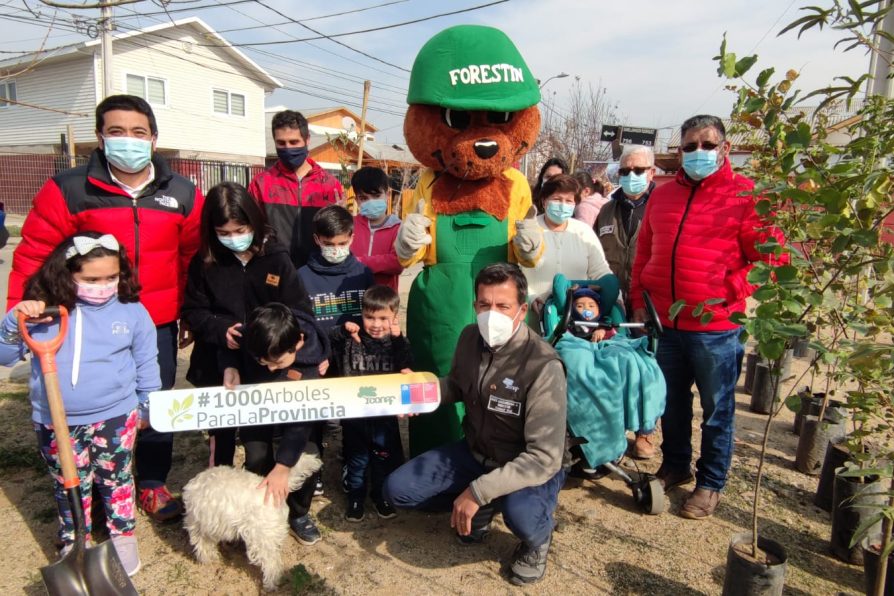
top-left (747, 266), bottom-right (771, 284)
top-left (182, 393), bottom-right (194, 410)
top-left (722, 52), bottom-right (737, 78)
top-left (182, 414), bottom-right (193, 420)
top-left (705, 298), bottom-right (726, 305)
top-left (692, 302), bottom-right (705, 317)
top-left (784, 393), bottom-right (802, 413)
top-left (167, 408), bottom-right (174, 418)
top-left (172, 398), bottom-right (181, 414)
top-left (753, 285), bottom-right (777, 301)
top-left (700, 312), bottom-right (715, 325)
top-left (729, 311), bottom-right (749, 325)
top-left (760, 339), bottom-right (786, 360)
top-left (756, 67), bottom-right (775, 88)
top-left (735, 55), bottom-right (759, 77)
top-left (774, 265), bottom-right (799, 282)
top-left (668, 300), bottom-right (687, 320)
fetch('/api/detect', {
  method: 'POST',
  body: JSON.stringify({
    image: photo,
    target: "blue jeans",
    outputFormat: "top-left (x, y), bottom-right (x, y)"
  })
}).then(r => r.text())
top-left (382, 440), bottom-right (566, 548)
top-left (342, 416), bottom-right (404, 502)
top-left (657, 327), bottom-right (743, 491)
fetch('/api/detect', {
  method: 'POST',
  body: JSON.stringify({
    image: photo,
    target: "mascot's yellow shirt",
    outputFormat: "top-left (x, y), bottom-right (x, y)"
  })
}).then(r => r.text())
top-left (399, 167), bottom-right (538, 268)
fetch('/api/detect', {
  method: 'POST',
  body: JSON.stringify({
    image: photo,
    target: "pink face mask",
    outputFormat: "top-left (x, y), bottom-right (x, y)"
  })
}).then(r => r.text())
top-left (76, 280), bottom-right (118, 304)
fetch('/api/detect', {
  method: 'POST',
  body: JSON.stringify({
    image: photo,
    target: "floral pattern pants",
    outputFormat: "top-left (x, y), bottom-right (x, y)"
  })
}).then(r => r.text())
top-left (36, 410), bottom-right (138, 545)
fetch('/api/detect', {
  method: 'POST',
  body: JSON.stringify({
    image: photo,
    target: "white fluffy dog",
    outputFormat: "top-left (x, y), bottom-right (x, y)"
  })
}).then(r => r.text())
top-left (183, 445), bottom-right (322, 590)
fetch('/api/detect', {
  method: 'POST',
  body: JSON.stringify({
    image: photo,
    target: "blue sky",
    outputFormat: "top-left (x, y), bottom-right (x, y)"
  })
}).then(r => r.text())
top-left (0, 0), bottom-right (870, 145)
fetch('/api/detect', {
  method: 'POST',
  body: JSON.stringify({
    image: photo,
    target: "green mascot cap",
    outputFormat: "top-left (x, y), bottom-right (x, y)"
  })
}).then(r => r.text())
top-left (407, 24), bottom-right (541, 111)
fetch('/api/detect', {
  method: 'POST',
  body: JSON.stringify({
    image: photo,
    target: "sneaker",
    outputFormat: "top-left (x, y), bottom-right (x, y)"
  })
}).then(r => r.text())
top-left (508, 534), bottom-right (551, 585)
top-left (138, 485), bottom-right (183, 522)
top-left (289, 514), bottom-right (322, 545)
top-left (680, 487), bottom-right (721, 520)
top-left (111, 535), bottom-right (141, 577)
top-left (374, 499), bottom-right (397, 520)
top-left (456, 523), bottom-right (491, 545)
top-left (345, 498), bottom-right (365, 523)
top-left (632, 433), bottom-right (656, 459)
top-left (655, 465), bottom-right (695, 491)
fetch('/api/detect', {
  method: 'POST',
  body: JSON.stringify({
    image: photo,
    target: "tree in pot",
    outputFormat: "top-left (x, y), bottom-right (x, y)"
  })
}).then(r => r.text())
top-left (711, 2), bottom-right (894, 594)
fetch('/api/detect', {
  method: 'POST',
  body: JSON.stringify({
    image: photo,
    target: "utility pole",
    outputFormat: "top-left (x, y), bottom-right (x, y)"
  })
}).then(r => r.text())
top-left (100, 3), bottom-right (114, 98)
top-left (356, 80), bottom-right (371, 168)
top-left (868, 0), bottom-right (894, 98)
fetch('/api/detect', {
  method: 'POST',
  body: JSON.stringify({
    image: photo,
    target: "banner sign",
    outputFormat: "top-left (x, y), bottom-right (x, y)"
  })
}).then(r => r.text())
top-left (620, 126), bottom-right (657, 146)
top-left (149, 372), bottom-right (441, 432)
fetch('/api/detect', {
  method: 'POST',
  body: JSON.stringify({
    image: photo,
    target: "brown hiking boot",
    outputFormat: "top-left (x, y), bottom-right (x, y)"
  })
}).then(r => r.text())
top-left (655, 465), bottom-right (695, 491)
top-left (680, 488), bottom-right (720, 520)
top-left (633, 433), bottom-right (656, 459)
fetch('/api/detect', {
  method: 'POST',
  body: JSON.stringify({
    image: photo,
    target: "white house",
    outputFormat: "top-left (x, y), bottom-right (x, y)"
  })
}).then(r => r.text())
top-left (0, 17), bottom-right (281, 164)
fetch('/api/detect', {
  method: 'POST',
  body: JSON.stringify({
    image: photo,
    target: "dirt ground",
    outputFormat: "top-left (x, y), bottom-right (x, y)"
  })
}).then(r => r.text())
top-left (0, 266), bottom-right (869, 595)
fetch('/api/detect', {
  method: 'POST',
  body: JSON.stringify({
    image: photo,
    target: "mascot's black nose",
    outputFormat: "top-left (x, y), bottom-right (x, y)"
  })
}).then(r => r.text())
top-left (473, 139), bottom-right (499, 159)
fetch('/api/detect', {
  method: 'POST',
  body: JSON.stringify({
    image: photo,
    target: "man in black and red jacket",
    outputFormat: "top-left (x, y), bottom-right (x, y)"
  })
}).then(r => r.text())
top-left (7, 94), bottom-right (203, 522)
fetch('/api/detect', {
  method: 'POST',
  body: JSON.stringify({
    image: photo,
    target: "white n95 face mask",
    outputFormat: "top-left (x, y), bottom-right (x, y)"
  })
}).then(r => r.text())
top-left (477, 308), bottom-right (523, 349)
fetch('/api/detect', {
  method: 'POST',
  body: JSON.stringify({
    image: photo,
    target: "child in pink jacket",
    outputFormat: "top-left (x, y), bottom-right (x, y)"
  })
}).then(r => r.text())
top-left (349, 167), bottom-right (403, 291)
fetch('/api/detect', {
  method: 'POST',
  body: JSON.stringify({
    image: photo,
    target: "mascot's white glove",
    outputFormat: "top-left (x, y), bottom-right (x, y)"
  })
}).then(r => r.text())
top-left (395, 200), bottom-right (432, 261)
top-left (512, 207), bottom-right (543, 263)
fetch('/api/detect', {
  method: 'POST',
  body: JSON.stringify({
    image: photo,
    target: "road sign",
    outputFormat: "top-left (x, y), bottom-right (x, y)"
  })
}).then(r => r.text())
top-left (600, 124), bottom-right (620, 142)
top-left (620, 126), bottom-right (658, 147)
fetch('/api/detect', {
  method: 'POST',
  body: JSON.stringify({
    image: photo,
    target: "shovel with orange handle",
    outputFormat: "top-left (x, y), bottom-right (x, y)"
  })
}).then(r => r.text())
top-left (18, 305), bottom-right (137, 595)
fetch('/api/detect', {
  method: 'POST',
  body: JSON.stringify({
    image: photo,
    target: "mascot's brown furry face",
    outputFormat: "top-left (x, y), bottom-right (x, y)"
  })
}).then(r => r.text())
top-left (403, 104), bottom-right (541, 218)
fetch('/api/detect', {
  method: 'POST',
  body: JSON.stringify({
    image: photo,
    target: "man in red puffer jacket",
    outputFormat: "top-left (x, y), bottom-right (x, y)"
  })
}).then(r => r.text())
top-left (629, 114), bottom-right (785, 520)
top-left (7, 95), bottom-right (203, 523)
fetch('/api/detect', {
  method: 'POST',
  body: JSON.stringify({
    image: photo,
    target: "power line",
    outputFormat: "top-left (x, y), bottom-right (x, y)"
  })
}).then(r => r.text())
top-left (251, 0), bottom-right (410, 72)
top-left (215, 0), bottom-right (411, 33)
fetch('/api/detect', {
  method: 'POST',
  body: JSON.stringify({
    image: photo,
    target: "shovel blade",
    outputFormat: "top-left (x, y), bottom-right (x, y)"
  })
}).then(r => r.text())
top-left (41, 539), bottom-right (137, 596)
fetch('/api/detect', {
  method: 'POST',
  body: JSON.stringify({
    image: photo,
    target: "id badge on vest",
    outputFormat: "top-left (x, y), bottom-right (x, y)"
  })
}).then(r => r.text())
top-left (486, 377), bottom-right (523, 417)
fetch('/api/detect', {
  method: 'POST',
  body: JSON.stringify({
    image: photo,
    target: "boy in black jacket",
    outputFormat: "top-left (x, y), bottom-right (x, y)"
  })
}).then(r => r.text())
top-left (298, 205), bottom-right (375, 334)
top-left (223, 303), bottom-right (330, 546)
top-left (329, 285), bottom-right (412, 522)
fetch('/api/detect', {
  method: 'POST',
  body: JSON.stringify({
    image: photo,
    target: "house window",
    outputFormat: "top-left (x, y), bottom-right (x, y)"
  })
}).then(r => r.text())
top-left (213, 89), bottom-right (245, 117)
top-left (126, 74), bottom-right (166, 106)
top-left (0, 81), bottom-right (16, 108)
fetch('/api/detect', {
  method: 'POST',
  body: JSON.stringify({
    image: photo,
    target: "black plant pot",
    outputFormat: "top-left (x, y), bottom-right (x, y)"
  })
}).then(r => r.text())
top-left (830, 468), bottom-right (883, 564)
top-left (795, 415), bottom-right (847, 475)
top-left (793, 394), bottom-right (845, 435)
top-left (792, 337), bottom-right (815, 359)
top-left (750, 363), bottom-right (777, 414)
top-left (744, 352), bottom-right (761, 394)
top-left (862, 534), bottom-right (894, 596)
top-left (814, 439), bottom-right (850, 512)
top-left (722, 532), bottom-right (787, 596)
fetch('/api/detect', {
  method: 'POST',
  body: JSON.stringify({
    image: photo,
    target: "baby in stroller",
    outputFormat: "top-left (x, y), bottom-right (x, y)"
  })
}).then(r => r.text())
top-left (568, 287), bottom-right (615, 343)
top-left (543, 274), bottom-right (667, 514)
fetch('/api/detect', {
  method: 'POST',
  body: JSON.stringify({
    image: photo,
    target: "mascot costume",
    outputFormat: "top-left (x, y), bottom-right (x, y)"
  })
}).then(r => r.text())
top-left (396, 25), bottom-right (544, 455)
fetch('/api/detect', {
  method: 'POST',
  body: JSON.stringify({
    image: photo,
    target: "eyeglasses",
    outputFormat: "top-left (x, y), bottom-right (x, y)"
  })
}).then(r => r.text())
top-left (681, 141), bottom-right (720, 153)
top-left (618, 166), bottom-right (651, 176)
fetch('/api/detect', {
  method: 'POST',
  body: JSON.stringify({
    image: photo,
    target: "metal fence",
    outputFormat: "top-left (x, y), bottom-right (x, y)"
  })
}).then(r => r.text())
top-left (0, 153), bottom-right (265, 215)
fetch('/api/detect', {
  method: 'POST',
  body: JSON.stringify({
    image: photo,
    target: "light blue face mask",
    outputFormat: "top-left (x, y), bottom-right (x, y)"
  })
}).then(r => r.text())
top-left (359, 197), bottom-right (387, 220)
top-left (545, 201), bottom-right (575, 225)
top-left (103, 136), bottom-right (152, 174)
top-left (682, 149), bottom-right (720, 181)
top-left (620, 172), bottom-right (649, 196)
top-left (217, 232), bottom-right (254, 253)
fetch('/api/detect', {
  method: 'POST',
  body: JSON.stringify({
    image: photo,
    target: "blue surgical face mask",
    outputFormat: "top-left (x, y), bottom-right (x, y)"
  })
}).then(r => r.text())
top-left (103, 136), bottom-right (152, 174)
top-left (277, 146), bottom-right (309, 170)
top-left (620, 172), bottom-right (649, 196)
top-left (359, 197), bottom-right (387, 220)
top-left (217, 232), bottom-right (254, 253)
top-left (682, 149), bottom-right (720, 181)
top-left (545, 201), bottom-right (575, 225)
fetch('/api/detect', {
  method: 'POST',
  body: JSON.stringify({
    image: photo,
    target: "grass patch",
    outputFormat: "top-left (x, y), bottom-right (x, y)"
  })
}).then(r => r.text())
top-left (0, 446), bottom-right (43, 472)
top-left (289, 564), bottom-right (333, 595)
top-left (6, 225), bottom-right (21, 237)
top-left (0, 390), bottom-right (28, 402)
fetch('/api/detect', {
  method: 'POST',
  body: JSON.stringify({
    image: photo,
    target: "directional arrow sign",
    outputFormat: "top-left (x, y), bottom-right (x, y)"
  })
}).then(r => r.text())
top-left (600, 124), bottom-right (620, 142)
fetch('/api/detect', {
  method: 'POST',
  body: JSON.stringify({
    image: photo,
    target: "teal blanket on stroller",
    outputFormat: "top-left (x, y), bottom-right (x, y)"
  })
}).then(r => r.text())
top-left (556, 333), bottom-right (666, 468)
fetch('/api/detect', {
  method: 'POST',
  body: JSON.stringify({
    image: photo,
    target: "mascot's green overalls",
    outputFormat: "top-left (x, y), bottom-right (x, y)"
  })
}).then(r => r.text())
top-left (396, 25), bottom-right (543, 456)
